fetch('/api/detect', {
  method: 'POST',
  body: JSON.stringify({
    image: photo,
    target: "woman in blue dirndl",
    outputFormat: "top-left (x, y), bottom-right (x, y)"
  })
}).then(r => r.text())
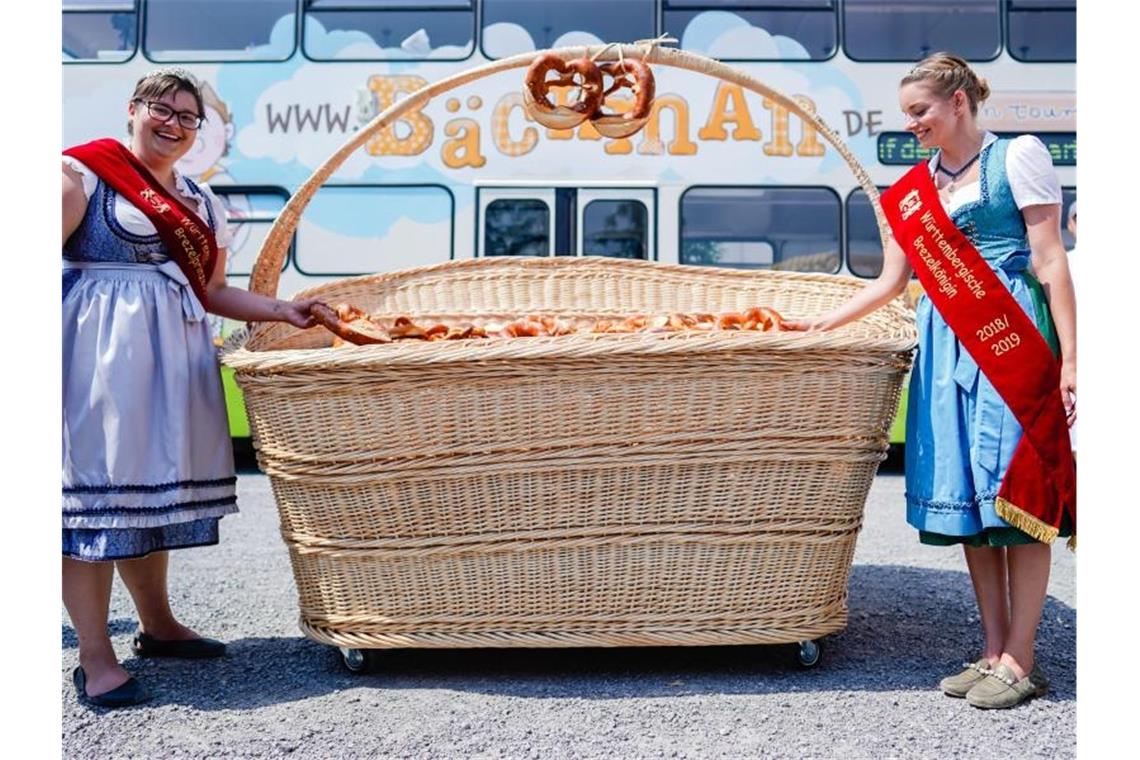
top-left (786, 53), bottom-right (1076, 709)
top-left (63, 68), bottom-right (319, 707)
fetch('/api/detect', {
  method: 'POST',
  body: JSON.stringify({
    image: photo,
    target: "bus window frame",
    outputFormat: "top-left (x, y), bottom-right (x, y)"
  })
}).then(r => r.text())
top-left (679, 184), bottom-right (843, 275)
top-left (210, 185), bottom-right (294, 278)
top-left (839, 0), bottom-right (1004, 64)
top-left (141, 0), bottom-right (300, 64)
top-left (844, 185), bottom-right (888, 280)
top-left (292, 182), bottom-right (456, 277)
top-left (301, 0), bottom-right (477, 63)
top-left (660, 0), bottom-right (839, 63)
top-left (1005, 0), bottom-right (1077, 64)
top-left (62, 0), bottom-right (141, 65)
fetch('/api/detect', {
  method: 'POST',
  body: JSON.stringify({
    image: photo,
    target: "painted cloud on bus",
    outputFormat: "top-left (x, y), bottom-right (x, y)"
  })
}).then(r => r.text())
top-left (297, 214), bottom-right (453, 274)
top-left (679, 11), bottom-right (810, 60)
top-left (482, 23), bottom-right (605, 59)
top-left (303, 17), bottom-right (472, 60)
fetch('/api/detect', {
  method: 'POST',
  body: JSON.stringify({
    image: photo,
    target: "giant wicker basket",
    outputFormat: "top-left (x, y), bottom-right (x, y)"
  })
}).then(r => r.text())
top-left (222, 44), bottom-right (917, 653)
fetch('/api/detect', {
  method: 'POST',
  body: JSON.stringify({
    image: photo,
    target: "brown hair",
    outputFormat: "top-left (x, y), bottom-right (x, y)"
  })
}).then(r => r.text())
top-left (127, 67), bottom-right (205, 134)
top-left (900, 52), bottom-right (991, 116)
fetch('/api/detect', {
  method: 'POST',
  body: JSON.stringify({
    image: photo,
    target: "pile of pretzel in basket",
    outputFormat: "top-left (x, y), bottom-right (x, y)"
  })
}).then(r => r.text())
top-left (524, 51), bottom-right (655, 138)
top-left (312, 303), bottom-right (786, 346)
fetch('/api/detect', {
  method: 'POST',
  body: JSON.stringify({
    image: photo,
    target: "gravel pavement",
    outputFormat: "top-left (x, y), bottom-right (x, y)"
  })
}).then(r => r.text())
top-left (62, 457), bottom-right (1076, 759)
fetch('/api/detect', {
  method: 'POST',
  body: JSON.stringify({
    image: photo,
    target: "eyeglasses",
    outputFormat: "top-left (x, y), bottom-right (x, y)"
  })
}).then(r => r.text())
top-left (133, 99), bottom-right (204, 130)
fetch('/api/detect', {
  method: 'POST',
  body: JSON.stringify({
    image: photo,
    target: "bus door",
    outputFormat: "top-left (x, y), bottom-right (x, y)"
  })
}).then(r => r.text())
top-left (478, 188), bottom-right (558, 257)
top-left (477, 187), bottom-right (656, 259)
top-left (576, 188), bottom-right (656, 261)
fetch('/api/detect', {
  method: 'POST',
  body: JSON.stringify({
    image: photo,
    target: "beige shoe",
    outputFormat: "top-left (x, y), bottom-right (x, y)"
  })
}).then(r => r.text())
top-left (966, 663), bottom-right (1049, 709)
top-left (939, 657), bottom-right (993, 698)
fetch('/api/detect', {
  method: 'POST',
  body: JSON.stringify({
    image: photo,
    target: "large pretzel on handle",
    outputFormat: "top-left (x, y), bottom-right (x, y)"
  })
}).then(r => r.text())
top-left (523, 53), bottom-right (605, 130)
top-left (592, 58), bottom-right (656, 139)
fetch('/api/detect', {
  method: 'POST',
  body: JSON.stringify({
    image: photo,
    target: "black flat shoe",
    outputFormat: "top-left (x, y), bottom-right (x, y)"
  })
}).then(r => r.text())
top-left (132, 631), bottom-right (226, 659)
top-left (72, 667), bottom-right (150, 708)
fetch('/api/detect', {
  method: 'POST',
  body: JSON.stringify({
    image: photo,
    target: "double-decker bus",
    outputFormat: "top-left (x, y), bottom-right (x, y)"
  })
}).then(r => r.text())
top-left (62, 0), bottom-right (1077, 444)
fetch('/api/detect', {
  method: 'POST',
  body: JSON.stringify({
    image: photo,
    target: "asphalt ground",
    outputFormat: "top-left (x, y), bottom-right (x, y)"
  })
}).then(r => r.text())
top-left (61, 453), bottom-right (1075, 759)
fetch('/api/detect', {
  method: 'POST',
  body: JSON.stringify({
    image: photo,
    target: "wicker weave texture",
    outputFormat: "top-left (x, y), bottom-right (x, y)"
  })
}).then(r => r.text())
top-left (290, 535), bottom-right (859, 649)
top-left (225, 257), bottom-right (914, 649)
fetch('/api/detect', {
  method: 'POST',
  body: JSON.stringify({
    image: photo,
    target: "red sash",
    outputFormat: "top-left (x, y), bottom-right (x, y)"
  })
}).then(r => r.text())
top-left (64, 138), bottom-right (217, 308)
top-left (882, 163), bottom-right (1075, 547)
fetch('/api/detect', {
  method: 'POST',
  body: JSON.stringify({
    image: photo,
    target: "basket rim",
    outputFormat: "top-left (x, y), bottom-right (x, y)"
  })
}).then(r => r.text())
top-left (223, 329), bottom-right (916, 372)
top-left (223, 257), bottom-right (916, 371)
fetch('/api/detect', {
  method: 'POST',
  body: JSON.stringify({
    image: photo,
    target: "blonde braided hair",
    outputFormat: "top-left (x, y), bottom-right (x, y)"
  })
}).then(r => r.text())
top-left (900, 52), bottom-right (991, 115)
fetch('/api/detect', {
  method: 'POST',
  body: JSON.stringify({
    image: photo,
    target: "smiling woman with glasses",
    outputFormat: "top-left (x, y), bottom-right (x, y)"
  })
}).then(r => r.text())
top-left (60, 67), bottom-right (321, 710)
top-left (131, 98), bottom-right (205, 130)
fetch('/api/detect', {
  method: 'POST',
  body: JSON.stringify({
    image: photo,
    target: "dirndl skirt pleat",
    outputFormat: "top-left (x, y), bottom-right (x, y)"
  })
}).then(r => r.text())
top-left (62, 262), bottom-right (237, 561)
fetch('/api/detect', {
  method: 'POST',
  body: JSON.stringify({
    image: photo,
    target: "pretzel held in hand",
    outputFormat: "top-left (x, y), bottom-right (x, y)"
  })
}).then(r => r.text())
top-left (311, 303), bottom-right (392, 345)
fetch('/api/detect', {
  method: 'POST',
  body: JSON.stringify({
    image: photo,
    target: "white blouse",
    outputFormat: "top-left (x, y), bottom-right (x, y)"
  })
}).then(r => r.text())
top-left (928, 132), bottom-right (1062, 216)
top-left (63, 152), bottom-right (234, 250)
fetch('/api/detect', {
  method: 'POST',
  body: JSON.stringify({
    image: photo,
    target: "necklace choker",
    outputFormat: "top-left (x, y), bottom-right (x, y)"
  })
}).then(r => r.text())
top-left (936, 150), bottom-right (981, 180)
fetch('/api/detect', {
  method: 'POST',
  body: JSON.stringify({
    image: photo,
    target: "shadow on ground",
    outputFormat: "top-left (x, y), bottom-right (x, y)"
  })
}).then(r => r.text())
top-left (62, 563), bottom-right (1074, 710)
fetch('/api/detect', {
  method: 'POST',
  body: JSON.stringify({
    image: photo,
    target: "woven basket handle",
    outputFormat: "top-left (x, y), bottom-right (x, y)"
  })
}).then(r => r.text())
top-left (248, 45), bottom-right (892, 300)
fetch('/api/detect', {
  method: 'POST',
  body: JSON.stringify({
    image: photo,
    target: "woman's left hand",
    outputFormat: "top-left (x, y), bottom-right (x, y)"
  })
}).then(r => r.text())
top-left (1060, 360), bottom-right (1076, 426)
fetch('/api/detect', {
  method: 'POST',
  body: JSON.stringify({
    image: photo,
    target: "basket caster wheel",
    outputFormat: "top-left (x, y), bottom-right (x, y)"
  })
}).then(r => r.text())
top-left (796, 639), bottom-right (823, 669)
top-left (339, 647), bottom-right (371, 674)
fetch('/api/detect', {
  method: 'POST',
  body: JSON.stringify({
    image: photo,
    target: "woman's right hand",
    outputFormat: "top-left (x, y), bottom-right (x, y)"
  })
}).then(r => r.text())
top-left (278, 298), bottom-right (322, 329)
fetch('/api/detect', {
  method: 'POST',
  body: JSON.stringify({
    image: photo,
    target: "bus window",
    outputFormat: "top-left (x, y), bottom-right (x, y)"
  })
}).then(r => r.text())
top-left (848, 187), bottom-right (1078, 277)
top-left (63, 1), bottom-right (137, 63)
top-left (296, 185), bottom-right (454, 275)
top-left (481, 0), bottom-right (655, 59)
top-left (1061, 188), bottom-right (1076, 250)
top-left (144, 0), bottom-right (296, 62)
top-left (845, 188), bottom-right (887, 279)
top-left (665, 0), bottom-right (837, 61)
top-left (680, 187), bottom-right (841, 273)
top-left (582, 200), bottom-right (648, 260)
top-left (1007, 0), bottom-right (1076, 62)
top-left (843, 0), bottom-right (1001, 62)
top-left (484, 199), bottom-right (551, 256)
top-left (211, 188), bottom-right (291, 277)
top-left (303, 0), bottom-right (475, 60)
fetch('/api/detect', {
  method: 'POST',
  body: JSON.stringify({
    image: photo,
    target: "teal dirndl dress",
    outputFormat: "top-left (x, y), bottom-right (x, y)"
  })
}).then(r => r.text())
top-left (903, 138), bottom-right (1071, 547)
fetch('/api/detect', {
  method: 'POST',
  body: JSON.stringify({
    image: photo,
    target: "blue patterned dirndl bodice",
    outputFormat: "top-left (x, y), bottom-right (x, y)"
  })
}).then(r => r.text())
top-left (62, 172), bottom-right (236, 562)
top-left (903, 138), bottom-right (1052, 537)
